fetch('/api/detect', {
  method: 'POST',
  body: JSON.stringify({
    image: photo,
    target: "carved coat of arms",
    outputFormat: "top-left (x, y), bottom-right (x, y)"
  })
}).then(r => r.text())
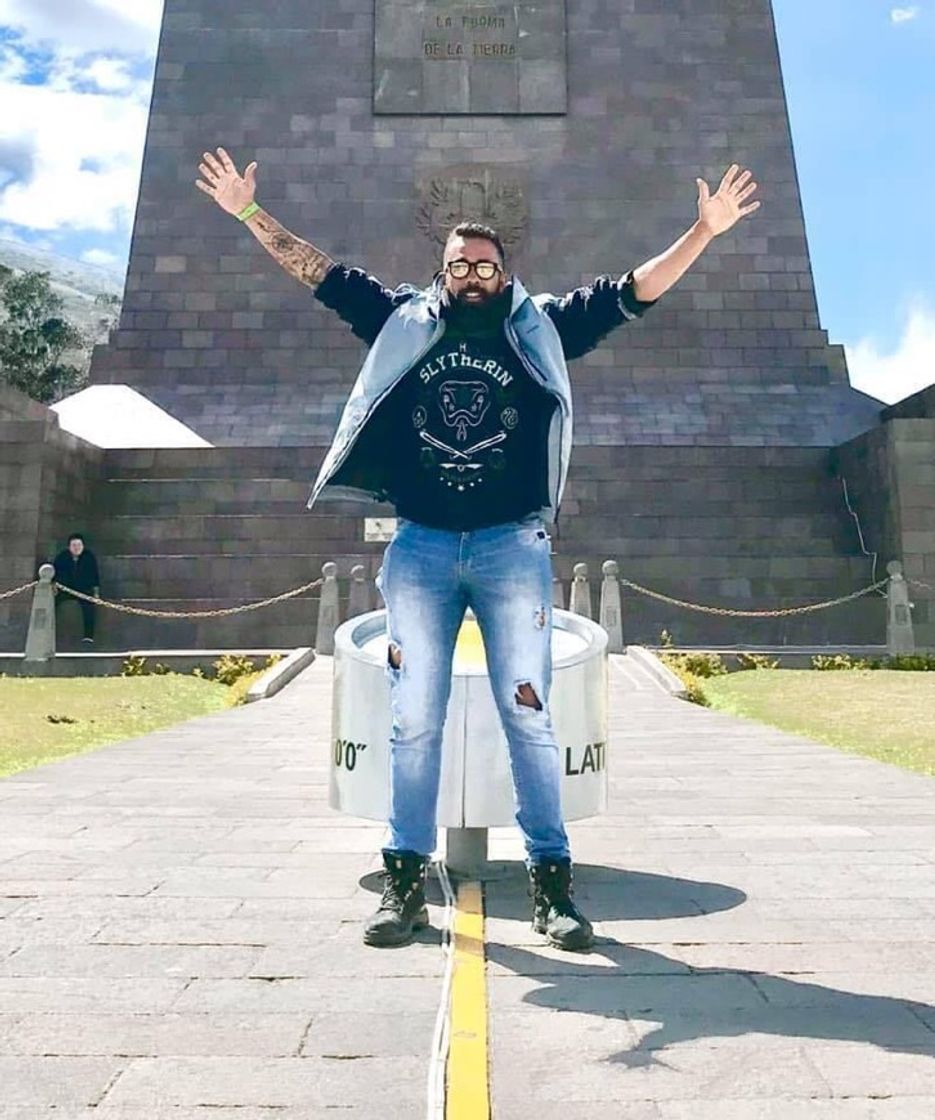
top-left (417, 166), bottom-right (527, 250)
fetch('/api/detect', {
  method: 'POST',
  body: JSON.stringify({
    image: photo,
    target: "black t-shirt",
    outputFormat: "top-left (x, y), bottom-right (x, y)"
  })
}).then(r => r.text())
top-left (377, 296), bottom-right (554, 529)
top-left (314, 263), bottom-right (659, 527)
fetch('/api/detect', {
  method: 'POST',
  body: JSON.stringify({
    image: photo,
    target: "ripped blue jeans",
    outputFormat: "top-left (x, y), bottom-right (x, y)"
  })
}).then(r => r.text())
top-left (375, 514), bottom-right (571, 864)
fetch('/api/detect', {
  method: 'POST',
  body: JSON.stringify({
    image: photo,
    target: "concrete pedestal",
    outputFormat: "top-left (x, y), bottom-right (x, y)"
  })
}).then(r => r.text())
top-left (330, 608), bottom-right (608, 875)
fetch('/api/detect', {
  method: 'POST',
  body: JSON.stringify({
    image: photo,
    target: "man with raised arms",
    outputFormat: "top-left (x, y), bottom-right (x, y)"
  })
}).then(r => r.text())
top-left (196, 148), bottom-right (759, 949)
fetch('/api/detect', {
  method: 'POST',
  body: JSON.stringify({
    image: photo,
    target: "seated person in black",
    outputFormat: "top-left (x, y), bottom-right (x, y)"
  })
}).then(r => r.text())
top-left (52, 532), bottom-right (101, 644)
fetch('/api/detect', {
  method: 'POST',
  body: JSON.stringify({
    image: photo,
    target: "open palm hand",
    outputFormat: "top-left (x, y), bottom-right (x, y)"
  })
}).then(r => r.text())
top-left (696, 164), bottom-right (760, 237)
top-left (195, 147), bottom-right (257, 216)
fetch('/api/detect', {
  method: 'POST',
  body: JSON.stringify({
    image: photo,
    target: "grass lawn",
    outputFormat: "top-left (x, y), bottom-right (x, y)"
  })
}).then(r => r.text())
top-left (0, 675), bottom-right (242, 778)
top-left (702, 669), bottom-right (935, 776)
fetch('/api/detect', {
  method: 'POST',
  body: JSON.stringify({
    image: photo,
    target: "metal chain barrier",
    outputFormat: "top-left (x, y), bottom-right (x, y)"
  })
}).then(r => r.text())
top-left (4, 570), bottom-right (911, 623)
top-left (0, 579), bottom-right (39, 602)
top-left (618, 577), bottom-right (889, 619)
top-left (909, 577), bottom-right (935, 593)
top-left (52, 578), bottom-right (324, 620)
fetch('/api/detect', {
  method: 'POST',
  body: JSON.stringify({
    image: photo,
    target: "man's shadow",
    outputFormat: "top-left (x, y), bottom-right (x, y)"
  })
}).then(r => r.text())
top-left (481, 863), bottom-right (935, 1065)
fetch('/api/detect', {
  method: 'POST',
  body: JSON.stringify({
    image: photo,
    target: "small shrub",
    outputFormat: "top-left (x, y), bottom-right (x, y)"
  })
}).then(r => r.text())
top-left (658, 651), bottom-right (723, 706)
top-left (190, 666), bottom-right (206, 679)
top-left (121, 655), bottom-right (149, 677)
top-left (152, 662), bottom-right (171, 676)
top-left (227, 670), bottom-right (267, 706)
top-left (810, 653), bottom-right (934, 672)
top-left (661, 651), bottom-right (727, 679)
top-left (813, 654), bottom-right (853, 671)
top-left (213, 653), bottom-right (257, 686)
top-left (655, 629), bottom-right (726, 681)
top-left (679, 670), bottom-right (711, 707)
top-left (888, 653), bottom-right (935, 671)
top-left (736, 652), bottom-right (780, 671)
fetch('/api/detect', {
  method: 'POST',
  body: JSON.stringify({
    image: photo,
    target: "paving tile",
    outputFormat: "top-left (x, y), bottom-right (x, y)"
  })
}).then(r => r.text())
top-left (2, 1012), bottom-right (309, 1058)
top-left (5, 651), bottom-right (935, 1117)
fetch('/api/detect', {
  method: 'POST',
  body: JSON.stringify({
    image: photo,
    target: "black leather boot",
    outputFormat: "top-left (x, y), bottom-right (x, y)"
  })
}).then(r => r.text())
top-left (528, 858), bottom-right (594, 951)
top-left (363, 850), bottom-right (430, 947)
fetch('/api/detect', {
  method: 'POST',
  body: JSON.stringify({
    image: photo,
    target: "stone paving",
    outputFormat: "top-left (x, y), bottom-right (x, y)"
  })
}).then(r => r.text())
top-left (2, 654), bottom-right (935, 1117)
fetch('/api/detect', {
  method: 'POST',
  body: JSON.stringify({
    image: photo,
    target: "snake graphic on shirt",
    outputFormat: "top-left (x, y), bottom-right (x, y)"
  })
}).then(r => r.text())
top-left (410, 340), bottom-right (522, 492)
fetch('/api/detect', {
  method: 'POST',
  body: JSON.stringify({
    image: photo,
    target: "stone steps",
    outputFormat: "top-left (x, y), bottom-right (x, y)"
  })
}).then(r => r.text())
top-left (90, 513), bottom-right (850, 558)
top-left (52, 594), bottom-right (320, 652)
top-left (0, 443), bottom-right (883, 651)
top-left (91, 536), bottom-right (851, 561)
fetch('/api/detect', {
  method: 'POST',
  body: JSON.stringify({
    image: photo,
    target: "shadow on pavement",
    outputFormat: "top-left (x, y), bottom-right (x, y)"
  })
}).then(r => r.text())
top-left (481, 863), bottom-right (935, 1064)
top-left (482, 861), bottom-right (748, 922)
top-left (360, 861), bottom-right (747, 921)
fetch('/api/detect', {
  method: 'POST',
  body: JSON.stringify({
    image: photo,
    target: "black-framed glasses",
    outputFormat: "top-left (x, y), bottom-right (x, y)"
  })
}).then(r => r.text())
top-left (446, 259), bottom-right (502, 281)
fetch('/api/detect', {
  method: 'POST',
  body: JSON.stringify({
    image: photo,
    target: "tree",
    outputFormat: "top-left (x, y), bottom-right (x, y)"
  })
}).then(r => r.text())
top-left (93, 291), bottom-right (121, 337)
top-left (0, 270), bottom-right (87, 403)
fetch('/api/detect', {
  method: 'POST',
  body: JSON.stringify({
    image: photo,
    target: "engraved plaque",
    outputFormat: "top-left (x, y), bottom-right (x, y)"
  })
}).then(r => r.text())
top-left (374, 0), bottom-right (567, 115)
top-left (422, 6), bottom-right (517, 61)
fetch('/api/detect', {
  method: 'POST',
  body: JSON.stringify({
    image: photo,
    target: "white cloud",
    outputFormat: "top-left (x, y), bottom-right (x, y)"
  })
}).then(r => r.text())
top-left (846, 300), bottom-right (935, 405)
top-left (81, 247), bottom-right (120, 267)
top-left (0, 0), bottom-right (163, 56)
top-left (82, 56), bottom-right (136, 93)
top-left (0, 1), bottom-right (161, 237)
top-left (890, 6), bottom-right (920, 23)
top-left (39, 51), bottom-right (150, 97)
top-left (0, 42), bottom-right (26, 82)
top-left (0, 79), bottom-right (148, 232)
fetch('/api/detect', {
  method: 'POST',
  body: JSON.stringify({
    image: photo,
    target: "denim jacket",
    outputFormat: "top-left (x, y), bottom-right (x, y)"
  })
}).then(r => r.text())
top-left (306, 266), bottom-right (657, 524)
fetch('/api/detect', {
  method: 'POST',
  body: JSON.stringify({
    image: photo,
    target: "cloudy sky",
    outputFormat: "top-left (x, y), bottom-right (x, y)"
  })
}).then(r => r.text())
top-left (0, 0), bottom-right (932, 405)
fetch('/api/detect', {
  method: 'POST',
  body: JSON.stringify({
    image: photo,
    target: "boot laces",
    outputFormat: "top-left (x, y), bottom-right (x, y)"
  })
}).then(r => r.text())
top-left (378, 873), bottom-right (408, 913)
top-left (378, 861), bottom-right (423, 913)
top-left (531, 863), bottom-right (581, 918)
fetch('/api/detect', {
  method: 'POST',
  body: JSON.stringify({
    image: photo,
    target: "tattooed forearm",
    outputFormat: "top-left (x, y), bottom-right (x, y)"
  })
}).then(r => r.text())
top-left (246, 209), bottom-right (334, 290)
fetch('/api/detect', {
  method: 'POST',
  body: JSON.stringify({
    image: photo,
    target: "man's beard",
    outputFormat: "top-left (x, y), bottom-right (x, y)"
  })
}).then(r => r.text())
top-left (446, 283), bottom-right (511, 330)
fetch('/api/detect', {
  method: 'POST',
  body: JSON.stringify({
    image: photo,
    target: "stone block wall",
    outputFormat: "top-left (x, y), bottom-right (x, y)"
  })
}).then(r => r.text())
top-left (80, 446), bottom-right (381, 650)
top-left (558, 445), bottom-right (885, 647)
top-left (883, 385), bottom-right (935, 421)
top-left (2, 441), bottom-right (878, 651)
top-left (89, 0), bottom-right (882, 448)
top-left (0, 394), bottom-right (103, 650)
top-left (0, 384), bottom-right (51, 421)
top-left (836, 404), bottom-right (935, 650)
top-left (1, 429), bottom-right (906, 651)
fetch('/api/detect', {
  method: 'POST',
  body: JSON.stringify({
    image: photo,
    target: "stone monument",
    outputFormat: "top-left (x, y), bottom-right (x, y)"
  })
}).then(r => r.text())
top-left (91, 0), bottom-right (880, 451)
top-left (2, 0), bottom-right (931, 651)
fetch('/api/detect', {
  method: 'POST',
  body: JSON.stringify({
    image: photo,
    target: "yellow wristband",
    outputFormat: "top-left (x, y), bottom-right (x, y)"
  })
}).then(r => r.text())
top-left (237, 201), bottom-right (260, 222)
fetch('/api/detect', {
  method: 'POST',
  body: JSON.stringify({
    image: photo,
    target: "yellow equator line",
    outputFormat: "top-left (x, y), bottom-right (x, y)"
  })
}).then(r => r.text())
top-left (446, 878), bottom-right (490, 1120)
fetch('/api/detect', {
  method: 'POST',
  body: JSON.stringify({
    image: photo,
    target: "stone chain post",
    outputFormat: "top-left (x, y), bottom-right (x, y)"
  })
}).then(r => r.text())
top-left (599, 559), bottom-right (624, 653)
top-left (25, 564), bottom-right (56, 663)
top-left (570, 562), bottom-right (593, 619)
top-left (347, 564), bottom-right (371, 619)
top-left (886, 560), bottom-right (915, 656)
top-left (315, 562), bottom-right (340, 655)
